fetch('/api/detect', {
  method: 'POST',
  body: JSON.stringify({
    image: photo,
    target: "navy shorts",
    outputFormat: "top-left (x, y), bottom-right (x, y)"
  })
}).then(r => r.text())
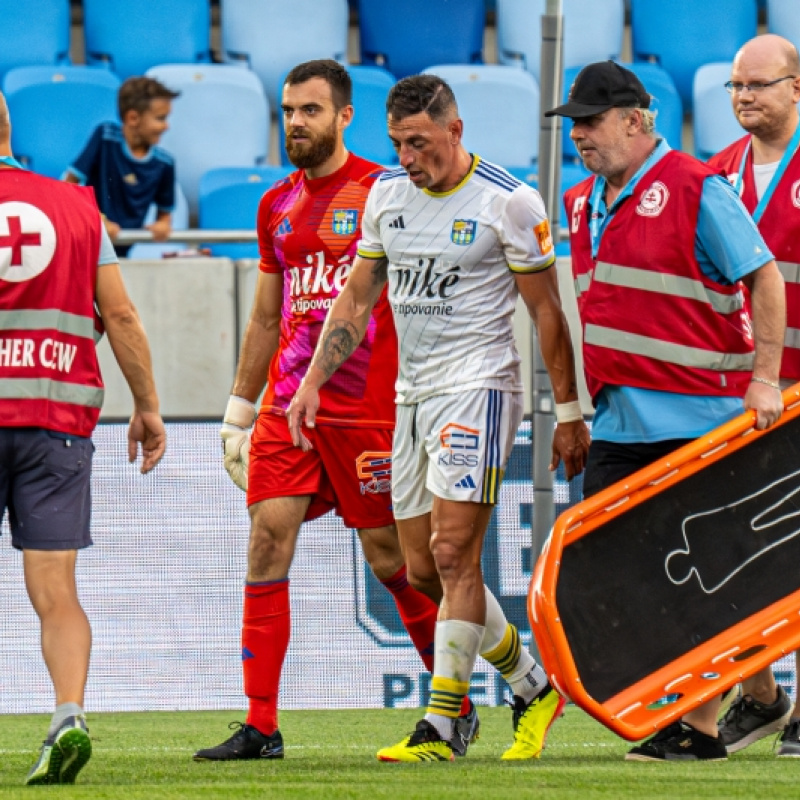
top-left (582, 438), bottom-right (693, 499)
top-left (0, 428), bottom-right (94, 551)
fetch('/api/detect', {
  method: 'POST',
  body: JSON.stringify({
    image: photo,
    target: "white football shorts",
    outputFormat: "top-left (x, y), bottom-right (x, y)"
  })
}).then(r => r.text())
top-left (392, 388), bottom-right (524, 519)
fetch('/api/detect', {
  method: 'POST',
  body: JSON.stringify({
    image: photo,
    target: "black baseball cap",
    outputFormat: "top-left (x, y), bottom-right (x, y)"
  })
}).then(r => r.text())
top-left (545, 61), bottom-right (651, 119)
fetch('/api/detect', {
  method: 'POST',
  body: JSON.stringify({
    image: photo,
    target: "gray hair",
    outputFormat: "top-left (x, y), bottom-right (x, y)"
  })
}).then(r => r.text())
top-left (619, 106), bottom-right (657, 135)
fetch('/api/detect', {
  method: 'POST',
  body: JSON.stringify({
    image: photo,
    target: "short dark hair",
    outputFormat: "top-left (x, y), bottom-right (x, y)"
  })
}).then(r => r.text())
top-left (284, 59), bottom-right (352, 110)
top-left (118, 77), bottom-right (180, 119)
top-left (386, 75), bottom-right (457, 124)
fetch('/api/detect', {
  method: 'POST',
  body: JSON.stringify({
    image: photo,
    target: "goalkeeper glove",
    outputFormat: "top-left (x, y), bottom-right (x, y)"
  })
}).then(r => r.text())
top-left (221, 395), bottom-right (256, 491)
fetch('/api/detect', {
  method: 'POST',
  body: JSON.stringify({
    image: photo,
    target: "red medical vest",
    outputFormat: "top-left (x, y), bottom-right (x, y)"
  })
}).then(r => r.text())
top-left (0, 169), bottom-right (104, 436)
top-left (565, 151), bottom-right (754, 401)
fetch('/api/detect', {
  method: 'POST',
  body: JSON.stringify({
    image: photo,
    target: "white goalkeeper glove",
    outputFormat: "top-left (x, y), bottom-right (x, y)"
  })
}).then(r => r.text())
top-left (221, 395), bottom-right (257, 491)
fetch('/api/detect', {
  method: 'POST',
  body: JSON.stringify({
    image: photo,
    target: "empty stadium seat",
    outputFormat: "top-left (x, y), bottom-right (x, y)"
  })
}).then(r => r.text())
top-left (767, 0), bottom-right (800, 50)
top-left (127, 182), bottom-right (191, 260)
top-left (199, 166), bottom-right (293, 258)
top-left (497, 0), bottom-right (624, 83)
top-left (221, 0), bottom-right (348, 108)
top-left (3, 66), bottom-right (120, 178)
top-left (84, 0), bottom-right (212, 81)
top-left (422, 65), bottom-right (540, 167)
top-left (346, 66), bottom-right (397, 166)
top-left (693, 62), bottom-right (743, 161)
top-left (145, 65), bottom-right (269, 215)
top-left (358, 0), bottom-right (485, 79)
top-left (631, 0), bottom-right (757, 111)
top-left (0, 0), bottom-right (70, 82)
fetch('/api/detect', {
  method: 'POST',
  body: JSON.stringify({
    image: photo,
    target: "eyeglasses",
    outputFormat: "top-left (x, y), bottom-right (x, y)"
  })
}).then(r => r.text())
top-left (724, 76), bottom-right (797, 94)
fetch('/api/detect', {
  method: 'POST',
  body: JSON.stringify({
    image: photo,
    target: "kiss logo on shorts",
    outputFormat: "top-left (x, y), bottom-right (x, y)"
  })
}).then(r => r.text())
top-left (356, 451), bottom-right (392, 495)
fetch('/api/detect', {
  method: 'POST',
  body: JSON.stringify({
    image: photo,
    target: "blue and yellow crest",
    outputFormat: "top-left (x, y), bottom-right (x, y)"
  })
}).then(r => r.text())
top-left (451, 219), bottom-right (477, 245)
top-left (332, 209), bottom-right (358, 235)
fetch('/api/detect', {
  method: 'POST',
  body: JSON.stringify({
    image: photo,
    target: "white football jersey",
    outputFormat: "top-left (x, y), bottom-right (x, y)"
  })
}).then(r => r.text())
top-left (358, 156), bottom-right (555, 404)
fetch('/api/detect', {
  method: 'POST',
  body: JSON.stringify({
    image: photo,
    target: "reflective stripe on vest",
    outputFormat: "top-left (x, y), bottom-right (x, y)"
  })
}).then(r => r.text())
top-left (786, 327), bottom-right (800, 350)
top-left (0, 309), bottom-right (96, 339)
top-left (776, 263), bottom-right (800, 354)
top-left (778, 261), bottom-right (800, 285)
top-left (593, 261), bottom-right (745, 315)
top-left (574, 271), bottom-right (592, 298)
top-left (584, 323), bottom-right (755, 372)
top-left (0, 377), bottom-right (103, 408)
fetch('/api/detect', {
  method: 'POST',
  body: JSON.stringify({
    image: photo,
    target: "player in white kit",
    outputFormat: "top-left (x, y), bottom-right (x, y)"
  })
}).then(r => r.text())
top-left (288, 74), bottom-right (590, 762)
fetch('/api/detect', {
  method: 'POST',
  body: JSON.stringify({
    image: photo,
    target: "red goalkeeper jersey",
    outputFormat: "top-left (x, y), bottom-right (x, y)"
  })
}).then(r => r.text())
top-left (257, 153), bottom-right (397, 427)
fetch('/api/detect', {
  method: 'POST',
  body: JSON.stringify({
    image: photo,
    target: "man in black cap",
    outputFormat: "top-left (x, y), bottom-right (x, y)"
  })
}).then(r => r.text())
top-left (547, 61), bottom-right (787, 761)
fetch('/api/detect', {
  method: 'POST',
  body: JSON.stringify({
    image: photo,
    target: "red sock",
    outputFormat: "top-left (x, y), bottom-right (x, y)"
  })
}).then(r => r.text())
top-left (242, 579), bottom-right (290, 735)
top-left (380, 566), bottom-right (471, 716)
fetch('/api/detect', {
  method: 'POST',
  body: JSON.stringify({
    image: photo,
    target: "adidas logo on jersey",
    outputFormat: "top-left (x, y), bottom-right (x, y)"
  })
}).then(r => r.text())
top-left (389, 215), bottom-right (405, 229)
top-left (455, 475), bottom-right (477, 490)
top-left (277, 217), bottom-right (292, 236)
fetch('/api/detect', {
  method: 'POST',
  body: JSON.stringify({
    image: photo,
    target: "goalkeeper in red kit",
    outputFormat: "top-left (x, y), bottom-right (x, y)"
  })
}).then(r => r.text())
top-left (192, 60), bottom-right (478, 761)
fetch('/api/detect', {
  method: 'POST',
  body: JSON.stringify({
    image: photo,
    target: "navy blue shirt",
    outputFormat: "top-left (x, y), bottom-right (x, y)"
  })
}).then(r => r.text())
top-left (66, 122), bottom-right (175, 230)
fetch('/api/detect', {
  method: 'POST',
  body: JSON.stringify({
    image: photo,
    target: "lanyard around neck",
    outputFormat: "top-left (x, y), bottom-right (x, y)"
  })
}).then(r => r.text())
top-left (734, 123), bottom-right (800, 223)
top-left (588, 177), bottom-right (607, 259)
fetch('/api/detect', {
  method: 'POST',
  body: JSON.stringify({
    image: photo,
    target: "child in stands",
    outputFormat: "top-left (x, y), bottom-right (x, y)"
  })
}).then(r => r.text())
top-left (65, 76), bottom-right (179, 256)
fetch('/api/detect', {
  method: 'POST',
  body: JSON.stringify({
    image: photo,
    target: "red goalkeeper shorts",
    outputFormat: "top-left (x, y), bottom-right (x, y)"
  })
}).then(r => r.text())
top-left (248, 412), bottom-right (394, 529)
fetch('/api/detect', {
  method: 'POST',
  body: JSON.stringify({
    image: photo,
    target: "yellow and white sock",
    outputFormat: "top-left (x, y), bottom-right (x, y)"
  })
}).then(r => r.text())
top-left (425, 619), bottom-right (483, 740)
top-left (481, 586), bottom-right (546, 703)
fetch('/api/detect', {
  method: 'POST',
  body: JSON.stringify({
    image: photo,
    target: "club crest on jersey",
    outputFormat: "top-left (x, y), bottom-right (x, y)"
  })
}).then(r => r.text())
top-left (332, 209), bottom-right (358, 235)
top-left (451, 219), bottom-right (477, 245)
top-left (792, 179), bottom-right (800, 209)
top-left (636, 181), bottom-right (669, 217)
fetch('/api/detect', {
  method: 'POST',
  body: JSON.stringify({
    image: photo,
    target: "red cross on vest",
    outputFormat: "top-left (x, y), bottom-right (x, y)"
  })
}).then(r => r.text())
top-left (0, 215), bottom-right (42, 266)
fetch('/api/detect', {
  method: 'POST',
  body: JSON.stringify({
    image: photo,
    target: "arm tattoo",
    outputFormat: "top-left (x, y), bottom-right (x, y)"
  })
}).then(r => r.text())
top-left (371, 257), bottom-right (388, 285)
top-left (316, 319), bottom-right (360, 379)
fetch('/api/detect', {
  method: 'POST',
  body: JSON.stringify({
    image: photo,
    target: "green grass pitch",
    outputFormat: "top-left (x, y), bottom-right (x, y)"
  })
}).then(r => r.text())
top-left (0, 705), bottom-right (797, 799)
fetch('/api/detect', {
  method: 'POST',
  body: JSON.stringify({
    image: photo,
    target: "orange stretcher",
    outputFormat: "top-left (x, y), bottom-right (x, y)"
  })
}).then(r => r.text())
top-left (530, 384), bottom-right (800, 741)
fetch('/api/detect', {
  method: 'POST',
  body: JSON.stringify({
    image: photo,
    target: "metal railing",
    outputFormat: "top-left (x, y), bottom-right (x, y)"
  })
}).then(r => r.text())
top-left (115, 229), bottom-right (259, 246)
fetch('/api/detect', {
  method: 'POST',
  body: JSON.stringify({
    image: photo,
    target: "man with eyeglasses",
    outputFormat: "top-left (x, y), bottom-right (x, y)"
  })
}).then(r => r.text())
top-left (708, 33), bottom-right (800, 759)
top-left (547, 60), bottom-right (787, 761)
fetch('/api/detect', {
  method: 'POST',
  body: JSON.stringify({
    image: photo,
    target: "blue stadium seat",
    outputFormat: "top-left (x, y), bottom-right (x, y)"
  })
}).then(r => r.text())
top-left (199, 166), bottom-right (293, 258)
top-left (631, 0), bottom-right (757, 111)
top-left (145, 65), bottom-right (269, 215)
top-left (767, 0), bottom-right (800, 51)
top-left (221, 0), bottom-right (348, 109)
top-left (693, 62), bottom-right (742, 161)
top-left (2, 67), bottom-right (120, 178)
top-left (0, 0), bottom-right (69, 82)
top-left (358, 0), bottom-right (485, 79)
top-left (127, 182), bottom-right (191, 260)
top-left (83, 0), bottom-right (212, 81)
top-left (2, 64), bottom-right (120, 96)
top-left (346, 66), bottom-right (397, 166)
top-left (422, 65), bottom-right (539, 167)
top-left (497, 0), bottom-right (624, 83)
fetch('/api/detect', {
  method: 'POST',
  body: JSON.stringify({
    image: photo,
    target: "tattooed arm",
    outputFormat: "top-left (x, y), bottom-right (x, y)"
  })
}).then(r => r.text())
top-left (287, 255), bottom-right (389, 449)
